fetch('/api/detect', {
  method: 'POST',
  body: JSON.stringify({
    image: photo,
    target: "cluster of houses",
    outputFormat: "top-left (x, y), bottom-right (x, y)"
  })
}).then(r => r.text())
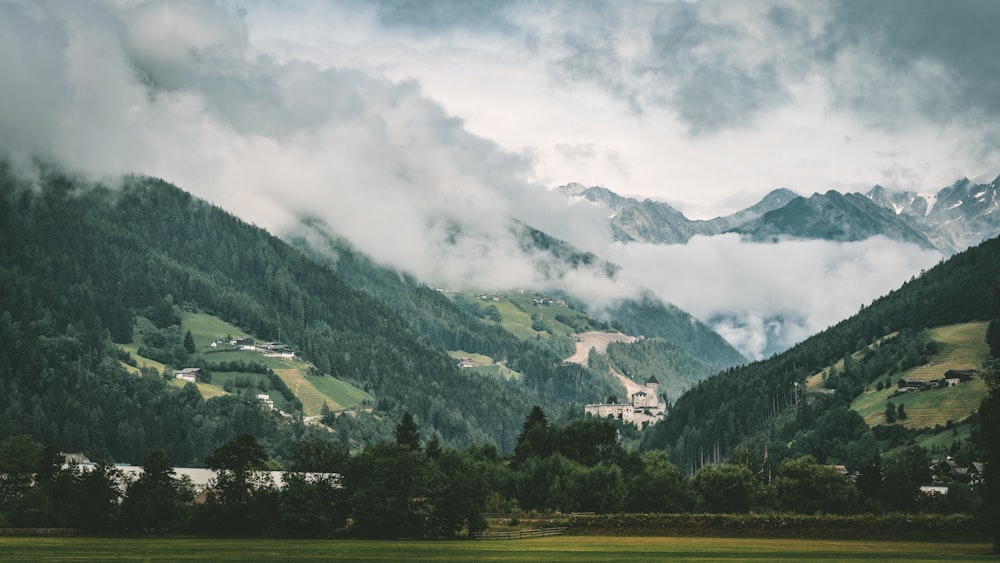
top-left (531, 295), bottom-right (567, 306)
top-left (896, 369), bottom-right (976, 394)
top-left (920, 457), bottom-right (987, 496)
top-left (209, 337), bottom-right (295, 358)
top-left (584, 376), bottom-right (668, 429)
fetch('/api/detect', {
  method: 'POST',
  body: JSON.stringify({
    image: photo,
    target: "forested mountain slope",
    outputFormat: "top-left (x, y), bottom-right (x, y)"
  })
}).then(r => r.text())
top-left (290, 217), bottom-right (744, 372)
top-left (0, 164), bottom-right (620, 461)
top-left (644, 233), bottom-right (1000, 467)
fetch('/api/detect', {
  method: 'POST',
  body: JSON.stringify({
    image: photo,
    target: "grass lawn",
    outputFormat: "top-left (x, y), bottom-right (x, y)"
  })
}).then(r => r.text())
top-left (0, 536), bottom-right (993, 562)
top-left (461, 292), bottom-right (590, 340)
top-left (118, 343), bottom-right (170, 374)
top-left (167, 378), bottom-right (227, 399)
top-left (180, 311), bottom-right (251, 350)
top-left (448, 351), bottom-right (522, 380)
top-left (302, 372), bottom-right (373, 413)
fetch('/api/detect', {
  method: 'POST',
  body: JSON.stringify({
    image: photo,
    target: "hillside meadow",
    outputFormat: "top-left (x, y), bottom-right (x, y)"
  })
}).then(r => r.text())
top-left (852, 321), bottom-right (989, 428)
top-left (0, 536), bottom-right (994, 562)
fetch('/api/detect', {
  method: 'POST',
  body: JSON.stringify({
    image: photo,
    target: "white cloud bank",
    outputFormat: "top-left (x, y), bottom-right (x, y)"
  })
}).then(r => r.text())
top-left (609, 235), bottom-right (942, 359)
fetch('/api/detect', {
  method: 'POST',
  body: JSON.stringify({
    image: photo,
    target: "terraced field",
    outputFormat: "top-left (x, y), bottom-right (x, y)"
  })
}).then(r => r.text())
top-left (852, 321), bottom-right (990, 429)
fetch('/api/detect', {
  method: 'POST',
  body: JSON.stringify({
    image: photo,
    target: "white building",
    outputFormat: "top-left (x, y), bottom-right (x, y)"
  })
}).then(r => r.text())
top-left (584, 375), bottom-right (667, 428)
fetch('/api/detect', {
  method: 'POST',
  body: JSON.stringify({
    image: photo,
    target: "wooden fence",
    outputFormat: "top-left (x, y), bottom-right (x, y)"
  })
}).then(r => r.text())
top-left (0, 528), bottom-right (81, 537)
top-left (474, 527), bottom-right (567, 540)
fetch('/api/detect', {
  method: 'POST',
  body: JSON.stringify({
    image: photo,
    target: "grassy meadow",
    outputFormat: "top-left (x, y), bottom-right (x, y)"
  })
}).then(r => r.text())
top-left (461, 291), bottom-right (595, 340)
top-left (118, 310), bottom-right (373, 415)
top-left (852, 321), bottom-right (989, 429)
top-left (0, 536), bottom-right (993, 562)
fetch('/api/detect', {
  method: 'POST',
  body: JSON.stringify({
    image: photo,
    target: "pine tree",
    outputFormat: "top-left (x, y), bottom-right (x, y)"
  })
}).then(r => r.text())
top-left (395, 411), bottom-right (420, 451)
top-left (425, 432), bottom-right (442, 460)
top-left (183, 330), bottom-right (196, 354)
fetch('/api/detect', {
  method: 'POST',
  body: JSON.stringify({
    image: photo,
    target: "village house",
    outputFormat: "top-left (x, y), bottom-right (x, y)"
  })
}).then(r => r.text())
top-left (256, 393), bottom-right (276, 410)
top-left (231, 337), bottom-right (255, 350)
top-left (174, 367), bottom-right (200, 383)
top-left (262, 342), bottom-right (295, 358)
top-left (944, 369), bottom-right (976, 382)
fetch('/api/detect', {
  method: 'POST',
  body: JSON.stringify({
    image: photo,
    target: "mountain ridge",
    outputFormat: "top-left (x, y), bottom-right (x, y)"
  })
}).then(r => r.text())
top-left (560, 175), bottom-right (1000, 254)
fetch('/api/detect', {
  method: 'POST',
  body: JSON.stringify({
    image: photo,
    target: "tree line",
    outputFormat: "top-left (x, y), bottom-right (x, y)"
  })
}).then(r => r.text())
top-left (2, 402), bottom-right (996, 544)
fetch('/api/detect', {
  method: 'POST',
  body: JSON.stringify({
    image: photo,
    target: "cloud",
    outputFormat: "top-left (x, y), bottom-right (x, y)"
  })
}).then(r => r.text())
top-left (0, 0), bottom-right (972, 361)
top-left (0, 0), bottom-right (629, 307)
top-left (607, 234), bottom-right (942, 359)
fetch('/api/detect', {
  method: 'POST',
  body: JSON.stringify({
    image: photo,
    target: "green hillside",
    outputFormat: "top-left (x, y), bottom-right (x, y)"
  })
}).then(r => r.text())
top-left (290, 221), bottom-right (744, 376)
top-left (0, 163), bottom-right (625, 461)
top-left (131, 310), bottom-right (375, 415)
top-left (646, 233), bottom-right (1000, 470)
top-left (450, 290), bottom-right (609, 345)
top-left (851, 322), bottom-right (989, 429)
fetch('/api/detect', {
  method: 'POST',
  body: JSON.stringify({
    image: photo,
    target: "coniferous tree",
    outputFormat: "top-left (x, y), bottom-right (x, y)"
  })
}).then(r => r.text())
top-left (183, 330), bottom-right (196, 354)
top-left (395, 411), bottom-right (421, 451)
top-left (425, 433), bottom-right (442, 460)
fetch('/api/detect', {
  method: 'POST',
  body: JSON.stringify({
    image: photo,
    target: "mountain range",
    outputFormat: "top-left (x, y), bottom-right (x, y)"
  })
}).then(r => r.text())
top-left (3, 156), bottom-right (999, 468)
top-left (560, 176), bottom-right (1000, 254)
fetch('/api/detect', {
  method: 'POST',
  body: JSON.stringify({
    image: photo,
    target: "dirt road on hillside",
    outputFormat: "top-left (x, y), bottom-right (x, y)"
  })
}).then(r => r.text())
top-left (565, 331), bottom-right (638, 365)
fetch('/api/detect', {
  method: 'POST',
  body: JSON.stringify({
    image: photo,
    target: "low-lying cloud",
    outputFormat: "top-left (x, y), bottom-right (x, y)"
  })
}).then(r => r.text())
top-left (607, 234), bottom-right (942, 359)
top-left (0, 0), bottom-right (624, 303)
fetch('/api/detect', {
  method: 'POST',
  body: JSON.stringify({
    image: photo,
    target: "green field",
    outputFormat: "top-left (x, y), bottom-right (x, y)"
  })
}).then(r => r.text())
top-left (180, 311), bottom-right (252, 349)
top-left (302, 372), bottom-right (374, 412)
top-left (448, 351), bottom-right (521, 380)
top-left (119, 311), bottom-right (372, 416)
top-left (459, 292), bottom-right (596, 340)
top-left (0, 536), bottom-right (992, 562)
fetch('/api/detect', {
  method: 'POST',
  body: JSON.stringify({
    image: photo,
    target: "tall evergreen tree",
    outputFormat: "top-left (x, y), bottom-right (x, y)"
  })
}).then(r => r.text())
top-left (183, 330), bottom-right (196, 354)
top-left (395, 411), bottom-right (421, 451)
top-left (514, 406), bottom-right (550, 465)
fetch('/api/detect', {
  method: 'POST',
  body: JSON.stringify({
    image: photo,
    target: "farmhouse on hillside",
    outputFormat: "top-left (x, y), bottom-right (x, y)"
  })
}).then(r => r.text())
top-left (174, 368), bottom-right (200, 383)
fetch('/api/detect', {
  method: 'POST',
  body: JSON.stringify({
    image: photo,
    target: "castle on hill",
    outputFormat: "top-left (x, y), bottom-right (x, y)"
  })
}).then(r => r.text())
top-left (584, 375), bottom-right (667, 429)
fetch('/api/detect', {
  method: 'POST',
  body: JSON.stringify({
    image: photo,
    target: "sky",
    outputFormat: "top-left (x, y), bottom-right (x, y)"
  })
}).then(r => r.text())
top-left (1, 0), bottom-right (994, 359)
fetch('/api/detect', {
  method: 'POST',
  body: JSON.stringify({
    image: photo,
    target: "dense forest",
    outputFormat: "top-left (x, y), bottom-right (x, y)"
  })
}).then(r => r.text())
top-left (645, 233), bottom-right (1000, 472)
top-left (0, 163), bottom-right (628, 462)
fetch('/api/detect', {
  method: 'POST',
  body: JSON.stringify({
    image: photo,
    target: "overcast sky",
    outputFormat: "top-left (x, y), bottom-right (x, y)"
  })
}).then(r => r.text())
top-left (1, 0), bottom-right (992, 359)
top-left (247, 0), bottom-right (1000, 217)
